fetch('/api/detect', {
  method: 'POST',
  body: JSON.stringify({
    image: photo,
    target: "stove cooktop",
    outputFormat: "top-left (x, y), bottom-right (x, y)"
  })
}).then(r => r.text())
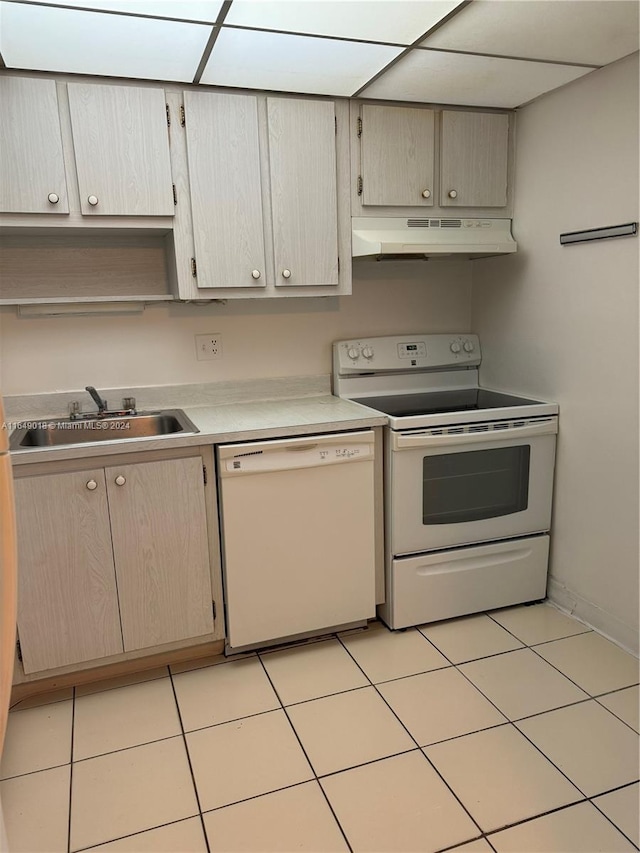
top-left (355, 389), bottom-right (546, 418)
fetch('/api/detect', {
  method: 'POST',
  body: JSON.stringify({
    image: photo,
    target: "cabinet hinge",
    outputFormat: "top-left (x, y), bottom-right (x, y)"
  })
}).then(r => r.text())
top-left (172, 184), bottom-right (177, 206)
top-left (202, 464), bottom-right (207, 485)
top-left (179, 104), bottom-right (186, 127)
top-left (357, 116), bottom-right (363, 137)
top-left (357, 175), bottom-right (363, 196)
top-left (212, 600), bottom-right (217, 621)
top-left (16, 638), bottom-right (22, 663)
top-left (166, 103), bottom-right (170, 127)
top-left (191, 257), bottom-right (197, 278)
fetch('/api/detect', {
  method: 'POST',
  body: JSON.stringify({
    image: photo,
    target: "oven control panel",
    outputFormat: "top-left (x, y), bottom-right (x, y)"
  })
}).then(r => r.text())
top-left (333, 334), bottom-right (481, 374)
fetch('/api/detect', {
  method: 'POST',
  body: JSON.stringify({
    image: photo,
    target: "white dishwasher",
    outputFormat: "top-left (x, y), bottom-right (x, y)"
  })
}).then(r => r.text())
top-left (217, 430), bottom-right (376, 651)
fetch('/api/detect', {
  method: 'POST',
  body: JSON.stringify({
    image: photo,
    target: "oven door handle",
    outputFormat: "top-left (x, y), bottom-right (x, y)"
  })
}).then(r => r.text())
top-left (392, 419), bottom-right (558, 450)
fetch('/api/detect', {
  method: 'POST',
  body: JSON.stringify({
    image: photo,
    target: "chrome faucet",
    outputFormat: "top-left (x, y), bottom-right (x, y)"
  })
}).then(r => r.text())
top-left (85, 386), bottom-right (108, 415)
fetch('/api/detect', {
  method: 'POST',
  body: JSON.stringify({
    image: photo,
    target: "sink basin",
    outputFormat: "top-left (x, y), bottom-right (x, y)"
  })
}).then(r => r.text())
top-left (10, 409), bottom-right (199, 450)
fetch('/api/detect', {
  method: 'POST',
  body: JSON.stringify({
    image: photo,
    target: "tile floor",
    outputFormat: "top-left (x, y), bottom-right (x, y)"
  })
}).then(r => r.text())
top-left (1, 602), bottom-right (639, 853)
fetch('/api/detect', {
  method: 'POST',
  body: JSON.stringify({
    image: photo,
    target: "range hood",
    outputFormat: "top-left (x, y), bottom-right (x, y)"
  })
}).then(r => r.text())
top-left (352, 217), bottom-right (517, 259)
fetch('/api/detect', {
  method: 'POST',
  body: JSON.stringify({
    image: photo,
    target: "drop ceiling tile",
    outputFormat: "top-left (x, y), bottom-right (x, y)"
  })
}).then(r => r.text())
top-left (200, 27), bottom-right (402, 96)
top-left (15, 0), bottom-right (224, 22)
top-left (224, 0), bottom-right (462, 46)
top-left (0, 2), bottom-right (213, 82)
top-left (422, 0), bottom-right (640, 66)
top-left (361, 49), bottom-right (592, 108)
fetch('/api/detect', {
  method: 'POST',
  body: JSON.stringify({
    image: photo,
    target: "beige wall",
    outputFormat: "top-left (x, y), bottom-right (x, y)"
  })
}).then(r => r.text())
top-left (0, 260), bottom-right (471, 394)
top-left (472, 53), bottom-right (639, 652)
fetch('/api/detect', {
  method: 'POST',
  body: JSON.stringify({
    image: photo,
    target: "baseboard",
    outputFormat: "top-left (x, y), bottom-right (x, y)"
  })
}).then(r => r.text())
top-left (547, 577), bottom-right (639, 657)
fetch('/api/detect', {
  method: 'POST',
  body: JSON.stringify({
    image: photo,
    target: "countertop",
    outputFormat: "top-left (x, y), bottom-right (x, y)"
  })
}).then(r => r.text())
top-left (5, 377), bottom-right (387, 467)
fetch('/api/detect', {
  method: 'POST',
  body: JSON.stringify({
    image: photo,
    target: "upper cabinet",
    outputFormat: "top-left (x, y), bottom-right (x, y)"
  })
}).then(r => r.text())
top-left (184, 91), bottom-right (267, 290)
top-left (360, 104), bottom-right (435, 207)
top-left (180, 91), bottom-right (346, 296)
top-left (0, 76), bottom-right (174, 224)
top-left (67, 83), bottom-right (175, 216)
top-left (267, 97), bottom-right (339, 288)
top-left (353, 102), bottom-right (513, 217)
top-left (0, 77), bottom-right (69, 214)
top-left (440, 110), bottom-right (509, 208)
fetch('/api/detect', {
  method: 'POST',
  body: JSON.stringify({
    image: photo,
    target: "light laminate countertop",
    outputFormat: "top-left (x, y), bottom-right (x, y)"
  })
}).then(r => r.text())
top-left (6, 377), bottom-right (386, 467)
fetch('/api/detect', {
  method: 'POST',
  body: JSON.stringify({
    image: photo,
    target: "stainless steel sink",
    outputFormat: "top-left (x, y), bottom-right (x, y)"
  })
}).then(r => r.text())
top-left (10, 409), bottom-right (199, 450)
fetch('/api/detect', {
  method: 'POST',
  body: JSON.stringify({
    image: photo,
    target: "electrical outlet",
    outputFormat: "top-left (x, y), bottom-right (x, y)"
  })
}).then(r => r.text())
top-left (195, 333), bottom-right (223, 361)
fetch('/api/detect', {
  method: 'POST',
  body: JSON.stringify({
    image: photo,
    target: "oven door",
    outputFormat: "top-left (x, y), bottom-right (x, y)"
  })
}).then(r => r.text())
top-left (388, 418), bottom-right (557, 555)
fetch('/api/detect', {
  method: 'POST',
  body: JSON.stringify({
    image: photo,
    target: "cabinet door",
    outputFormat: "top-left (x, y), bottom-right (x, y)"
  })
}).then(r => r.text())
top-left (267, 98), bottom-right (339, 287)
top-left (106, 457), bottom-right (214, 651)
top-left (68, 83), bottom-right (174, 216)
top-left (14, 470), bottom-right (123, 673)
top-left (361, 105), bottom-right (435, 206)
top-left (184, 92), bottom-right (267, 289)
top-left (0, 77), bottom-right (69, 214)
top-left (440, 111), bottom-right (509, 207)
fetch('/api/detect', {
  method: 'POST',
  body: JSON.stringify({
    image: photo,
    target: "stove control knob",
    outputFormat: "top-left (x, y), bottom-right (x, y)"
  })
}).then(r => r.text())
top-left (463, 340), bottom-right (475, 353)
top-left (347, 346), bottom-right (360, 360)
top-left (361, 346), bottom-right (374, 359)
top-left (450, 341), bottom-right (461, 353)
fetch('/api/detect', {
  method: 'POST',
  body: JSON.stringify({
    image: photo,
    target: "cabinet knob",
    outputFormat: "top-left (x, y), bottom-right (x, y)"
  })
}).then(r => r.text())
top-left (115, 475), bottom-right (126, 486)
top-left (282, 269), bottom-right (292, 279)
top-left (48, 193), bottom-right (60, 204)
top-left (421, 189), bottom-right (431, 199)
top-left (87, 195), bottom-right (99, 206)
top-left (86, 479), bottom-right (98, 491)
top-left (251, 269), bottom-right (261, 280)
top-left (447, 190), bottom-right (458, 199)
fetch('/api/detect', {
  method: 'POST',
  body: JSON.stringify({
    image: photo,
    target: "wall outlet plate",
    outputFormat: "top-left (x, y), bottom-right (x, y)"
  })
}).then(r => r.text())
top-left (195, 333), bottom-right (223, 361)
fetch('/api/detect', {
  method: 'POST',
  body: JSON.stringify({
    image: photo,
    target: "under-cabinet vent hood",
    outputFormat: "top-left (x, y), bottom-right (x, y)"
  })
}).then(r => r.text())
top-left (352, 217), bottom-right (517, 259)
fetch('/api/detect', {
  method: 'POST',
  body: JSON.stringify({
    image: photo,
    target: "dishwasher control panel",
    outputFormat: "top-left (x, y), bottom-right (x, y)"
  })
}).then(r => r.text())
top-left (218, 431), bottom-right (375, 475)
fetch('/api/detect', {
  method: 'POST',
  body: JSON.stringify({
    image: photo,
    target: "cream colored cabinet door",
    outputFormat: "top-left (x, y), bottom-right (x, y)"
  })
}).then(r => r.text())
top-left (105, 457), bottom-right (214, 652)
top-left (0, 77), bottom-right (69, 214)
top-left (14, 469), bottom-right (123, 674)
top-left (184, 91), bottom-right (267, 289)
top-left (267, 98), bottom-right (339, 287)
top-left (360, 104), bottom-right (435, 206)
top-left (67, 82), bottom-right (174, 216)
top-left (440, 111), bottom-right (509, 207)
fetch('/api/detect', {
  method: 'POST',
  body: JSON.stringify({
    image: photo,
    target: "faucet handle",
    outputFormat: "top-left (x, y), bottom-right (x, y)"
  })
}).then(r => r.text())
top-left (122, 397), bottom-right (137, 413)
top-left (69, 400), bottom-right (81, 418)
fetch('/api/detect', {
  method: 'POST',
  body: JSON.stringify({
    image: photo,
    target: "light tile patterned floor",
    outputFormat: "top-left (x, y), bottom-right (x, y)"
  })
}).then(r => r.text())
top-left (1, 602), bottom-right (638, 853)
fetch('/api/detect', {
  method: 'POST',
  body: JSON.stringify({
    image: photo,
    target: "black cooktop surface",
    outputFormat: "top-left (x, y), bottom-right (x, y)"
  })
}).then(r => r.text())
top-left (356, 389), bottom-right (543, 417)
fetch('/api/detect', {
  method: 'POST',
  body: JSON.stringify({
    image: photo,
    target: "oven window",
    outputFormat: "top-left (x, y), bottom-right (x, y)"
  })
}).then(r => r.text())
top-left (423, 446), bottom-right (530, 525)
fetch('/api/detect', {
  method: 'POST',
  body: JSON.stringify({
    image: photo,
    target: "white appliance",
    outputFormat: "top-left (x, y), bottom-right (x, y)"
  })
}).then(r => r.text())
top-left (333, 334), bottom-right (558, 629)
top-left (352, 217), bottom-right (517, 259)
top-left (217, 431), bottom-right (376, 651)
top-left (0, 396), bottom-right (17, 852)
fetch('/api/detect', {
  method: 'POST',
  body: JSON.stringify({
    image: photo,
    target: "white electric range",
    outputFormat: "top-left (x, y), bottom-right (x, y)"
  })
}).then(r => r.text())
top-left (333, 333), bottom-right (559, 629)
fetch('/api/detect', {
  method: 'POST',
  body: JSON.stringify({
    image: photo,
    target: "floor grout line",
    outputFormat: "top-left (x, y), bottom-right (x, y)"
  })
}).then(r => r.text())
top-left (66, 685), bottom-right (76, 853)
top-left (70, 816), bottom-right (202, 853)
top-left (526, 640), bottom-right (639, 701)
top-left (7, 606), bottom-right (637, 851)
top-left (255, 652), bottom-right (355, 853)
top-left (167, 669), bottom-right (212, 853)
top-left (588, 782), bottom-right (640, 850)
top-left (335, 633), bottom-right (486, 846)
top-left (336, 626), bottom-right (639, 847)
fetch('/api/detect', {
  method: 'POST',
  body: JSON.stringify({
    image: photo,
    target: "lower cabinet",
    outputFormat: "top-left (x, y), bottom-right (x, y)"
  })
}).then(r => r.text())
top-left (14, 454), bottom-right (216, 674)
